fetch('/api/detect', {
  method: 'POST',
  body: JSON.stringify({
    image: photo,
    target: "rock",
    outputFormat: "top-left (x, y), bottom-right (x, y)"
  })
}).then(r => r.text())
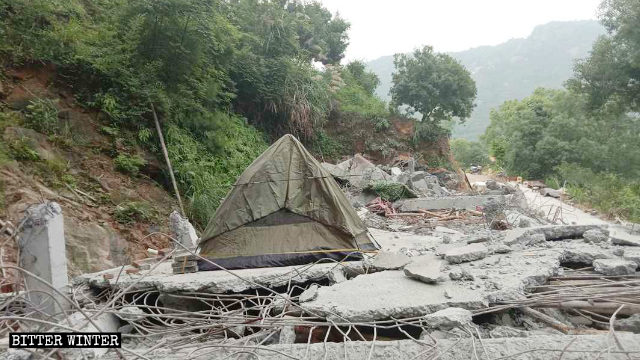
top-left (444, 244), bottom-right (488, 264)
top-left (525, 233), bottom-right (547, 246)
top-left (424, 307), bottom-right (473, 330)
top-left (272, 294), bottom-right (290, 314)
top-left (409, 171), bottom-right (444, 196)
top-left (117, 306), bottom-right (147, 323)
top-left (615, 314), bottom-right (640, 333)
top-left (369, 252), bottom-right (411, 271)
top-left (449, 269), bottom-right (474, 281)
top-left (169, 210), bottom-right (198, 250)
top-left (593, 259), bottom-right (637, 276)
top-left (562, 248), bottom-right (610, 265)
top-left (328, 268), bottom-right (347, 284)
top-left (299, 284), bottom-right (319, 302)
top-left (583, 229), bottom-right (608, 243)
top-left (332, 154), bottom-right (391, 188)
top-left (624, 250), bottom-right (640, 266)
top-left (403, 257), bottom-right (446, 284)
top-left (115, 306), bottom-right (145, 322)
top-left (278, 316), bottom-right (298, 344)
top-left (390, 167), bottom-right (403, 177)
top-left (613, 248), bottom-right (625, 256)
top-left (491, 244), bottom-right (512, 254)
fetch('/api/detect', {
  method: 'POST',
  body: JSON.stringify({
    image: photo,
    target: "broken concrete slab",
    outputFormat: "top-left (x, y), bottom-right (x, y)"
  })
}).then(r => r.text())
top-left (610, 227), bottom-right (640, 247)
top-left (562, 247), bottom-right (611, 265)
top-left (403, 255), bottom-right (446, 284)
top-left (593, 258), bottom-right (638, 276)
top-left (301, 270), bottom-right (487, 322)
top-left (368, 228), bottom-right (442, 254)
top-left (77, 261), bottom-right (363, 294)
top-left (443, 243), bottom-right (488, 264)
top-left (369, 252), bottom-right (411, 271)
top-left (540, 187), bottom-right (562, 198)
top-left (424, 307), bottom-right (472, 330)
top-left (504, 224), bottom-right (605, 246)
top-left (396, 195), bottom-right (511, 212)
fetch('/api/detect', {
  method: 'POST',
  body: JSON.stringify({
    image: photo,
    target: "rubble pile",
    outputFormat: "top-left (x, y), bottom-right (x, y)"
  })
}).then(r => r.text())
top-left (4, 154), bottom-right (640, 359)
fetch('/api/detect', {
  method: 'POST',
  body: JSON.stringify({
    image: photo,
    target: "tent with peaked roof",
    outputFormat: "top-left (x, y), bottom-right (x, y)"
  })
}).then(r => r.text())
top-left (198, 134), bottom-right (378, 270)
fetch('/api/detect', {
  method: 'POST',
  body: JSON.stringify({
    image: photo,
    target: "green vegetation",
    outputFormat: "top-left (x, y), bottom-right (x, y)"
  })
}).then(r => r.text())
top-left (114, 154), bottom-right (146, 176)
top-left (0, 0), bottom-right (475, 227)
top-left (450, 139), bottom-right (489, 168)
top-left (335, 61), bottom-right (388, 120)
top-left (365, 181), bottom-right (417, 202)
top-left (24, 99), bottom-right (59, 135)
top-left (0, 0), bottom-right (347, 227)
top-left (114, 201), bottom-right (154, 224)
top-left (7, 137), bottom-right (40, 161)
top-left (390, 46), bottom-right (477, 143)
top-left (166, 118), bottom-right (267, 227)
top-left (367, 21), bottom-right (605, 140)
top-left (557, 164), bottom-right (640, 221)
top-left (483, 0), bottom-right (640, 221)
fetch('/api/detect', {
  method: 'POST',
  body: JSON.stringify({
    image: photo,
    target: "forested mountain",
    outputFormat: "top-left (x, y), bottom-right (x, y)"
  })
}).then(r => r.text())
top-left (367, 20), bottom-right (605, 140)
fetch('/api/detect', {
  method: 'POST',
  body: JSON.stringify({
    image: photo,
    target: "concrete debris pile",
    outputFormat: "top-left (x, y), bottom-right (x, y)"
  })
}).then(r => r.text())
top-left (5, 159), bottom-right (640, 359)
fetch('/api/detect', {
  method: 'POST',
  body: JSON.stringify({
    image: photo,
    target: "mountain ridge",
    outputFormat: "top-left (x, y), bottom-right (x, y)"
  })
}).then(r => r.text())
top-left (366, 20), bottom-right (605, 140)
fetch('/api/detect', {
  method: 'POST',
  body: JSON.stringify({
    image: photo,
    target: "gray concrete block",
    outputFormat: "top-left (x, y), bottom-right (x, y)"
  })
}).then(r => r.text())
top-left (444, 244), bottom-right (488, 264)
top-left (593, 258), bottom-right (638, 275)
top-left (424, 307), bottom-right (473, 330)
top-left (403, 256), bottom-right (446, 284)
top-left (18, 202), bottom-right (68, 316)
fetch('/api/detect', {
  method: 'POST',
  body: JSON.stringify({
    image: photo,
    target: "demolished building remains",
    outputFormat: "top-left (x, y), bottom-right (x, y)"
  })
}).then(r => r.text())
top-left (2, 136), bottom-right (640, 359)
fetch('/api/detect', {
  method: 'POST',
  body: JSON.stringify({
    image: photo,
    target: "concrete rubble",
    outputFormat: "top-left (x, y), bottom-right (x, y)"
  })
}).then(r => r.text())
top-left (10, 163), bottom-right (640, 360)
top-left (593, 258), bottom-right (638, 275)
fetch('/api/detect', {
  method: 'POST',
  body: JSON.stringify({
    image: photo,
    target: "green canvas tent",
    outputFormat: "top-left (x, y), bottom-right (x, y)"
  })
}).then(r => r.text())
top-left (198, 134), bottom-right (378, 270)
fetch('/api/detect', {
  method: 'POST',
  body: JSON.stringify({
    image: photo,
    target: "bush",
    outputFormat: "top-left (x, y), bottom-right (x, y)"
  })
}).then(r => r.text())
top-left (365, 181), bottom-right (417, 202)
top-left (24, 98), bottom-right (59, 135)
top-left (114, 201), bottom-right (153, 224)
top-left (557, 163), bottom-right (640, 222)
top-left (311, 130), bottom-right (344, 160)
top-left (166, 117), bottom-right (267, 228)
top-left (114, 154), bottom-right (146, 176)
top-left (8, 137), bottom-right (40, 161)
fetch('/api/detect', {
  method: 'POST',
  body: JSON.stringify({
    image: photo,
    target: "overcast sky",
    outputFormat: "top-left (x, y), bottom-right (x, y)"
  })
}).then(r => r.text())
top-left (318, 0), bottom-right (602, 62)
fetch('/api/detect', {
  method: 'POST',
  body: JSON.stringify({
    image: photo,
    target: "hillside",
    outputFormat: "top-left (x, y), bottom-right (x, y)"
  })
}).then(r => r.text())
top-left (366, 20), bottom-right (605, 140)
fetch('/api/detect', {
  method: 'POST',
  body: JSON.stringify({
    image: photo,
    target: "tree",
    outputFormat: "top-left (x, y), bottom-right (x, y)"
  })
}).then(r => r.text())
top-left (344, 61), bottom-right (379, 95)
top-left (390, 46), bottom-right (476, 125)
top-left (450, 139), bottom-right (489, 168)
top-left (567, 0), bottom-right (640, 111)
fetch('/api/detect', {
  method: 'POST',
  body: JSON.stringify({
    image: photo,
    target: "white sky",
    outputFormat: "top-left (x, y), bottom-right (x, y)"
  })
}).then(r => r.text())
top-left (318, 0), bottom-right (602, 62)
